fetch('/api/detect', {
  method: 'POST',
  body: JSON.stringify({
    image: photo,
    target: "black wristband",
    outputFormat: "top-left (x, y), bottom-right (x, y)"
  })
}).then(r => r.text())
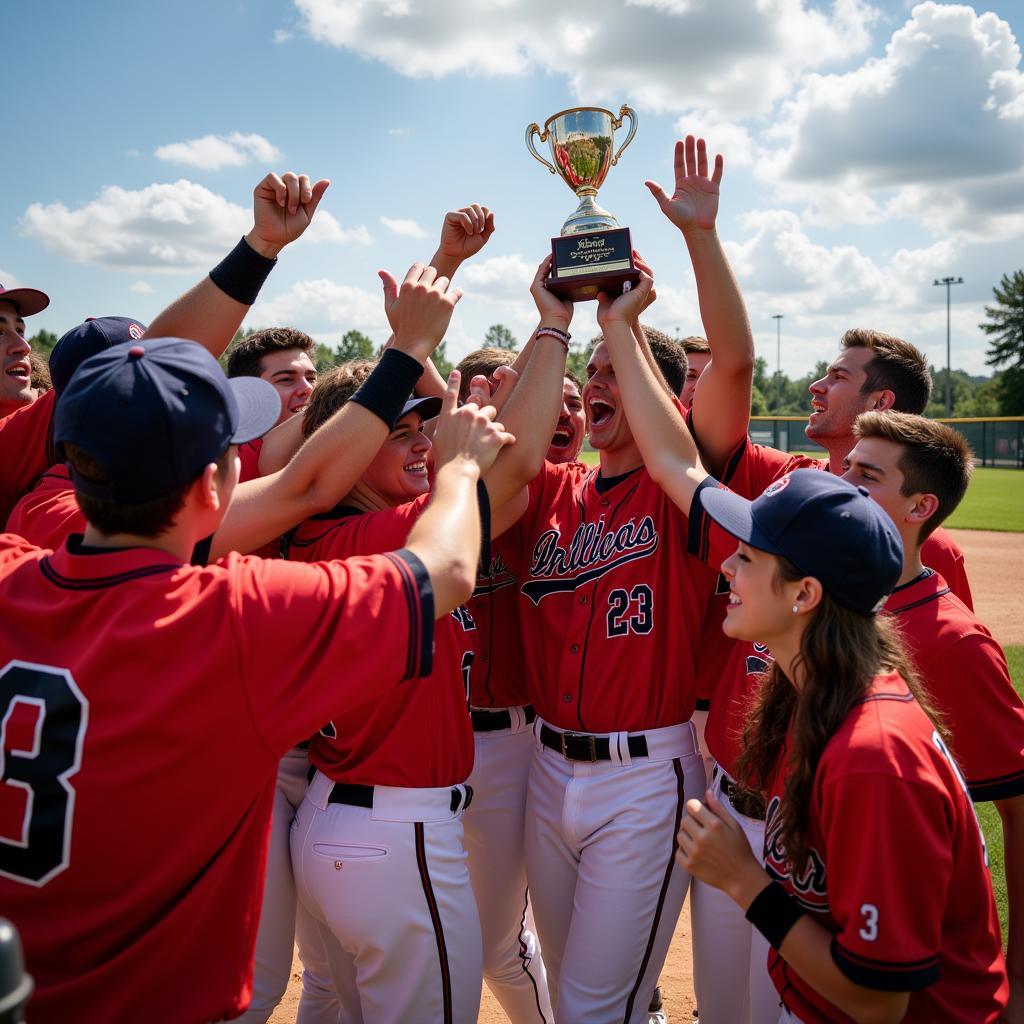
top-left (209, 237), bottom-right (277, 306)
top-left (350, 349), bottom-right (424, 428)
top-left (745, 881), bottom-right (805, 950)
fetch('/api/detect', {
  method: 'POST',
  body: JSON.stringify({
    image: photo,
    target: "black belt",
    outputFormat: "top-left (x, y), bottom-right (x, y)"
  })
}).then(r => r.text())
top-left (471, 705), bottom-right (536, 733)
top-left (326, 781), bottom-right (473, 813)
top-left (719, 773), bottom-right (766, 821)
top-left (539, 724), bottom-right (648, 763)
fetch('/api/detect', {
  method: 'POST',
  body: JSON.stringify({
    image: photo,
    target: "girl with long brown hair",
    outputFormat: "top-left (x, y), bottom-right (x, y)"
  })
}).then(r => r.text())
top-left (677, 469), bottom-right (1008, 1024)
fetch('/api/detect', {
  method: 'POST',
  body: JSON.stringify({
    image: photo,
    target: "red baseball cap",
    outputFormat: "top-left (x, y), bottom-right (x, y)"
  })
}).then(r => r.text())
top-left (0, 282), bottom-right (50, 317)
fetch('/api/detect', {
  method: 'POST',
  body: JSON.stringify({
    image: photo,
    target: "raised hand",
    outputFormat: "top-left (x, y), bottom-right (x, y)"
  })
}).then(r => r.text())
top-left (432, 370), bottom-right (515, 477)
top-left (645, 136), bottom-right (723, 234)
top-left (247, 172), bottom-right (330, 258)
top-left (437, 205), bottom-right (495, 264)
top-left (596, 262), bottom-right (655, 329)
top-left (379, 263), bottom-right (463, 363)
top-left (463, 365), bottom-right (520, 416)
top-left (530, 255), bottom-right (573, 327)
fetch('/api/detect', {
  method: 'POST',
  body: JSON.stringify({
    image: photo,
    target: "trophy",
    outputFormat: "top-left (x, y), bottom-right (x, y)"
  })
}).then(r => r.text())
top-left (526, 105), bottom-right (639, 302)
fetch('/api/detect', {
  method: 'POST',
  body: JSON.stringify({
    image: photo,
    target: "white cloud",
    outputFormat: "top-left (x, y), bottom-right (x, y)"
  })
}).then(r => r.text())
top-left (293, 0), bottom-right (878, 119)
top-left (273, 28), bottom-right (294, 42)
top-left (21, 180), bottom-right (369, 272)
top-left (129, 281), bottom-right (154, 294)
top-left (379, 215), bottom-right (427, 238)
top-left (671, 113), bottom-right (755, 168)
top-left (759, 3), bottom-right (1024, 238)
top-left (249, 279), bottom-right (390, 335)
top-left (155, 132), bottom-right (284, 171)
top-left (0, 269), bottom-right (26, 289)
top-left (388, 127), bottom-right (411, 137)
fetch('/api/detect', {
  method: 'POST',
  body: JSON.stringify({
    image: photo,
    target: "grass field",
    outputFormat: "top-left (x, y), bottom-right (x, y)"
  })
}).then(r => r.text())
top-left (979, 644), bottom-right (1024, 942)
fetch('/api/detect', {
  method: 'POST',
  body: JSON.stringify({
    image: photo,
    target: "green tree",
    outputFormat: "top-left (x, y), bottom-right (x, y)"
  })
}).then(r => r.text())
top-left (484, 324), bottom-right (517, 352)
top-left (749, 384), bottom-right (768, 416)
top-left (334, 329), bottom-right (375, 363)
top-left (313, 343), bottom-right (337, 373)
top-left (28, 329), bottom-right (59, 361)
top-left (980, 270), bottom-right (1024, 414)
top-left (433, 341), bottom-right (454, 379)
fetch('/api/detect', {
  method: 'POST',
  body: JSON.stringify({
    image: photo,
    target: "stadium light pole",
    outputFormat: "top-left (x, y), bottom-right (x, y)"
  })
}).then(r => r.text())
top-left (771, 314), bottom-right (783, 413)
top-left (933, 276), bottom-right (963, 417)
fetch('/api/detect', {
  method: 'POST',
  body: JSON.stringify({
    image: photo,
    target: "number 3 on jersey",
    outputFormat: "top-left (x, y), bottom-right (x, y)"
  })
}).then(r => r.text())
top-left (606, 585), bottom-right (654, 638)
top-left (0, 662), bottom-right (88, 886)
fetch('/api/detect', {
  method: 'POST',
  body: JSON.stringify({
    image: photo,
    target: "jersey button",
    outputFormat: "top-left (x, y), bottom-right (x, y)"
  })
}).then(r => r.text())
top-left (579, 594), bottom-right (588, 605)
top-left (562, 693), bottom-right (573, 703)
top-left (570, 644), bottom-right (580, 654)
top-left (600, 498), bottom-right (610, 507)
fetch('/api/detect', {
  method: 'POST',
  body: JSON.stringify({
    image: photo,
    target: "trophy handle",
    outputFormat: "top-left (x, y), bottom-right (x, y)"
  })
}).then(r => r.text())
top-left (526, 122), bottom-right (558, 175)
top-left (611, 105), bottom-right (638, 166)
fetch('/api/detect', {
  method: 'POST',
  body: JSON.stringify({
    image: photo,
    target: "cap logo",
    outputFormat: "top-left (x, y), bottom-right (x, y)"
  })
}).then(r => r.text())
top-left (128, 323), bottom-right (144, 340)
top-left (763, 473), bottom-right (791, 497)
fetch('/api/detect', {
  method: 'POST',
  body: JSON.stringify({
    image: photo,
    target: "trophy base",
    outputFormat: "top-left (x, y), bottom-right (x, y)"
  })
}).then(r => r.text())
top-left (546, 226), bottom-right (640, 304)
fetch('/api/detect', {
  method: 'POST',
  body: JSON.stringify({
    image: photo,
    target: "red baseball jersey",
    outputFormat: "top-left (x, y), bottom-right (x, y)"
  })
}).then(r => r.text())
top-left (238, 438), bottom-right (263, 484)
top-left (286, 496), bottom-right (476, 787)
top-left (514, 461), bottom-right (718, 732)
top-left (763, 672), bottom-right (1008, 1022)
top-left (0, 389), bottom-right (54, 525)
top-left (886, 570), bottom-right (1024, 802)
top-left (5, 464), bottom-right (82, 549)
top-left (467, 524), bottom-right (530, 708)
top-left (0, 533), bottom-right (432, 1023)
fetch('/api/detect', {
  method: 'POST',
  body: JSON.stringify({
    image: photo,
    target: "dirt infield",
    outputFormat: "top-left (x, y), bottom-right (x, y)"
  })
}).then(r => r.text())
top-left (269, 528), bottom-right (1021, 1023)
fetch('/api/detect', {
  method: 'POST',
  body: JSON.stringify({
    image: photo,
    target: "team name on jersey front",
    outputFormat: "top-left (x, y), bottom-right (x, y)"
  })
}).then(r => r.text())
top-left (524, 514), bottom-right (658, 604)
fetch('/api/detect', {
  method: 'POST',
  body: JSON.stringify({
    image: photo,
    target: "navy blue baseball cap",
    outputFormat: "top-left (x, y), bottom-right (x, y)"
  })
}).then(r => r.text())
top-left (49, 316), bottom-right (148, 395)
top-left (700, 469), bottom-right (903, 615)
top-left (397, 395), bottom-right (442, 427)
top-left (54, 338), bottom-right (280, 504)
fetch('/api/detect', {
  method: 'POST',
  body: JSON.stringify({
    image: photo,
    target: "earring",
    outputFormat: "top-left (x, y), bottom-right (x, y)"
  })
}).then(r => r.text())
top-left (792, 605), bottom-right (799, 614)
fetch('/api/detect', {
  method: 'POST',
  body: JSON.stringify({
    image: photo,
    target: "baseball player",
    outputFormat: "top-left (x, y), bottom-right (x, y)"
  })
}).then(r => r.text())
top-left (0, 281), bottom-right (49, 420)
top-left (678, 335), bottom-right (711, 410)
top-left (677, 470), bottom-right (1008, 1023)
top-left (470, 212), bottom-right (734, 1024)
top-left (455, 347), bottom-right (589, 1024)
top-left (0, 322), bottom-right (507, 1023)
top-left (845, 410), bottom-right (1024, 1016)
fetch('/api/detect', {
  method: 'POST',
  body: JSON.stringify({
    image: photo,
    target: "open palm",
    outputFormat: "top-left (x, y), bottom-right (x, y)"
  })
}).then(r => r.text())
top-left (646, 136), bottom-right (723, 233)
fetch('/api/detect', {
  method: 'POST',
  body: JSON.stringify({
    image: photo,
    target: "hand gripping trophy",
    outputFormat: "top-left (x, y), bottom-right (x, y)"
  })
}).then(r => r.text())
top-left (526, 104), bottom-right (639, 302)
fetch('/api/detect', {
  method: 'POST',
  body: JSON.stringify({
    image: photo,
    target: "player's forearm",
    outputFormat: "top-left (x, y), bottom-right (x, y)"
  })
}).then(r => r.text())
top-left (773, 916), bottom-right (910, 1024)
top-left (405, 460), bottom-right (481, 617)
top-left (684, 227), bottom-right (755, 475)
top-left (602, 319), bottom-right (707, 511)
top-left (998, 797), bottom-right (1024, 989)
top-left (483, 322), bottom-right (567, 507)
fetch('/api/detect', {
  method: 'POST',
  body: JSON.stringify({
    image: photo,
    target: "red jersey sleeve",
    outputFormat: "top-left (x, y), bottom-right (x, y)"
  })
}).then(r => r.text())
top-left (0, 390), bottom-right (54, 525)
top-left (820, 771), bottom-right (949, 991)
top-left (687, 476), bottom-right (738, 570)
top-left (926, 633), bottom-right (1024, 801)
top-left (921, 528), bottom-right (973, 610)
top-left (227, 548), bottom-right (434, 753)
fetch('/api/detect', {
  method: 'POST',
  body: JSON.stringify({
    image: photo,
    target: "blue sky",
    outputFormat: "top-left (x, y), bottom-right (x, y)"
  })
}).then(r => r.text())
top-left (6, 0), bottom-right (1024, 379)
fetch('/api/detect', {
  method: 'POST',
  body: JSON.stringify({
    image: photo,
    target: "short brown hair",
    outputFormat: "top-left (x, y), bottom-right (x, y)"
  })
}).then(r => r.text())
top-left (301, 361), bottom-right (375, 439)
top-left (456, 348), bottom-right (516, 402)
top-left (854, 410), bottom-right (973, 541)
top-left (29, 351), bottom-right (52, 393)
top-left (227, 327), bottom-right (316, 379)
top-left (841, 329), bottom-right (932, 415)
top-left (64, 442), bottom-right (234, 538)
top-left (590, 323), bottom-right (688, 398)
top-left (681, 335), bottom-right (710, 356)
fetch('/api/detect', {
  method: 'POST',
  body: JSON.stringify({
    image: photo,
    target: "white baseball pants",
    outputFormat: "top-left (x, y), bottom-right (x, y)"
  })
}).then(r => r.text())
top-left (291, 771), bottom-right (483, 1024)
top-left (237, 748), bottom-right (340, 1024)
top-left (464, 708), bottom-right (554, 1023)
top-left (524, 719), bottom-right (706, 1023)
top-left (689, 764), bottom-right (780, 1024)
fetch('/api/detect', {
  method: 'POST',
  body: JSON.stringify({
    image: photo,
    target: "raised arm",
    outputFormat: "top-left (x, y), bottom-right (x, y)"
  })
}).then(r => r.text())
top-left (145, 171), bottom-right (329, 357)
top-left (646, 137), bottom-right (754, 476)
top-left (210, 263), bottom-right (461, 558)
top-left (596, 262), bottom-right (708, 516)
top-left (478, 256), bottom-right (571, 510)
top-left (405, 371), bottom-right (514, 616)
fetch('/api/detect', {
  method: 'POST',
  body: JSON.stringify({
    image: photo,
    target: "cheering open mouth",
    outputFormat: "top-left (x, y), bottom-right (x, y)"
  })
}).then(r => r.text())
top-left (588, 398), bottom-right (615, 428)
